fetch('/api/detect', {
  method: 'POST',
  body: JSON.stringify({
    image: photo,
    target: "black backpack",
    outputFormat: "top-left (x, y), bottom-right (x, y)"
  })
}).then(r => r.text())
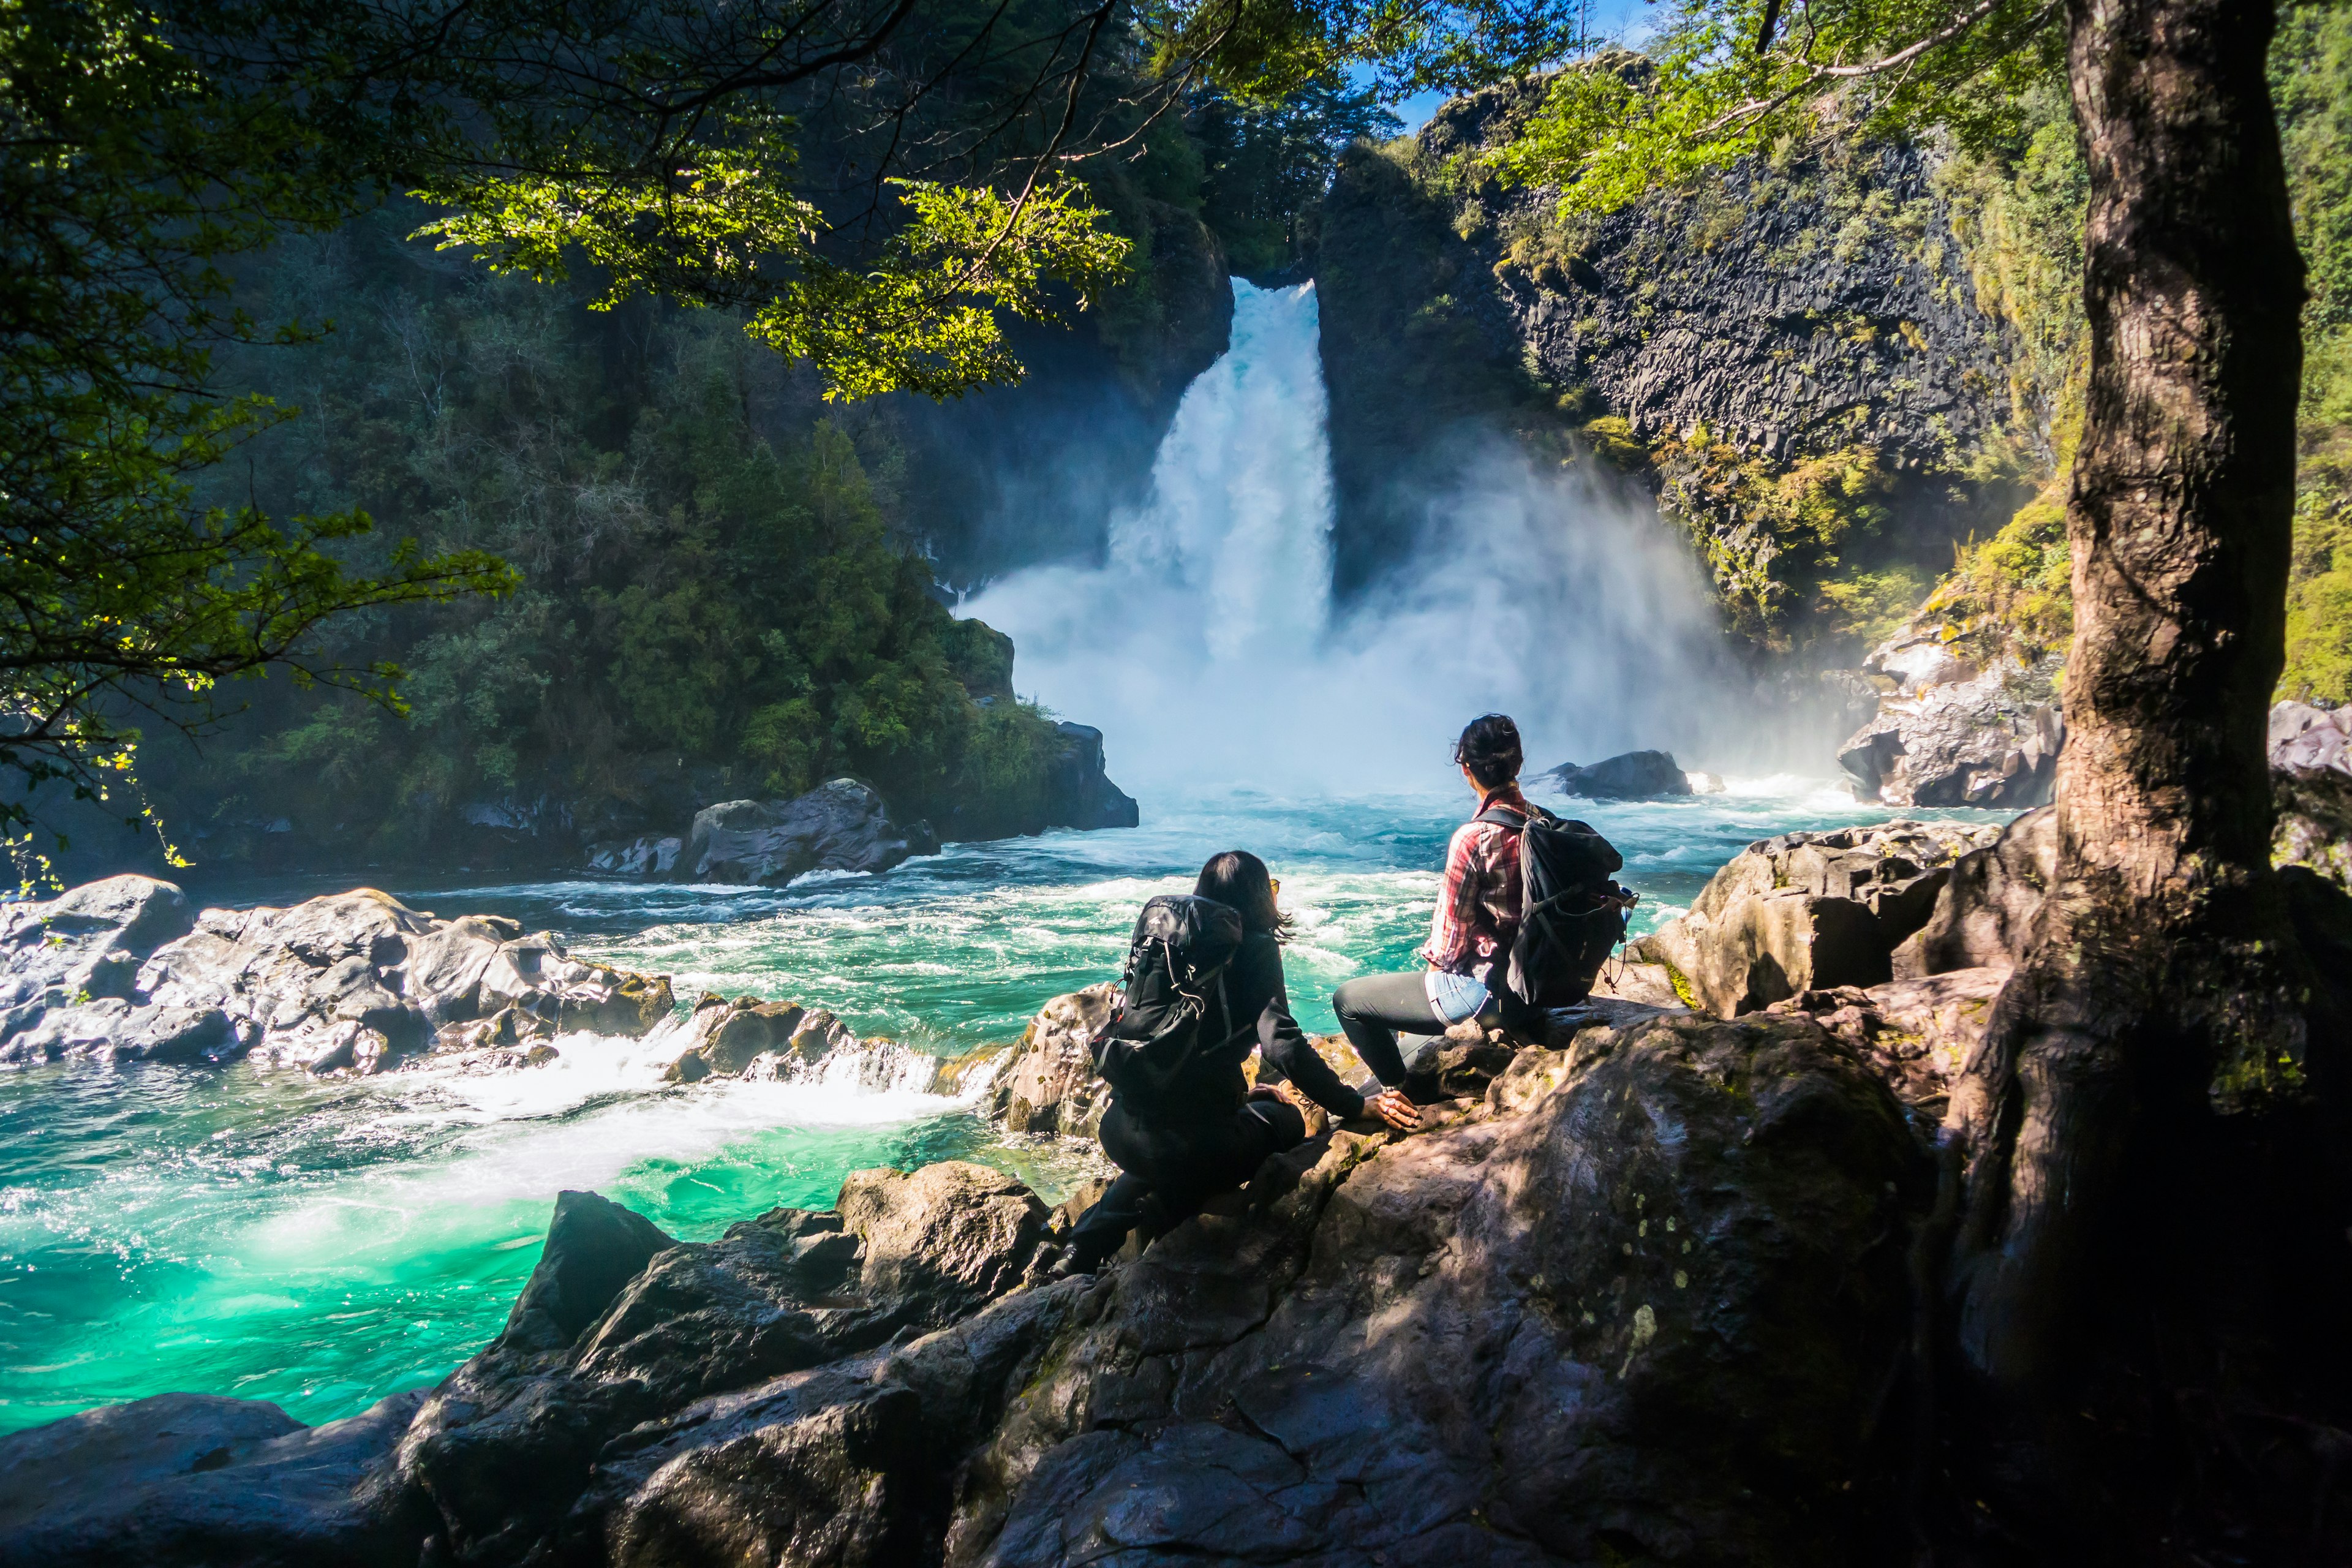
top-left (1088, 894), bottom-right (1246, 1120)
top-left (1477, 802), bottom-right (1630, 1014)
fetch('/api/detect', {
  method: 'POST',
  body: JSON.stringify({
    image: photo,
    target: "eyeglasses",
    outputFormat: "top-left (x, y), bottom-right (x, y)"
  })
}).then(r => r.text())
top-left (1270, 877), bottom-right (1281, 896)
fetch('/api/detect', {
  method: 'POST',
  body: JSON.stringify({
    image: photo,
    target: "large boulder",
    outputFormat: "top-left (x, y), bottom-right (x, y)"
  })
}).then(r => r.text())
top-left (1836, 631), bottom-right (2064, 808)
top-left (954, 1010), bottom-right (1923, 1566)
top-left (677, 778), bottom-right (940, 885)
top-left (1890, 806), bottom-right (2057, 978)
top-left (0, 875), bottom-right (194, 1044)
top-left (1539, 748), bottom-right (1692, 799)
top-left (394, 1166), bottom-right (1051, 1563)
top-left (986, 982), bottom-right (1120, 1136)
top-left (0, 881), bottom-right (673, 1072)
top-left (1630, 819), bottom-right (2003, 1016)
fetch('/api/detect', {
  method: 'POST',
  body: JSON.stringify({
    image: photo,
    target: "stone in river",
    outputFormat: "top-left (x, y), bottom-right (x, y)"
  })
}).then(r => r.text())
top-left (677, 778), bottom-right (939, 885)
top-left (1541, 749), bottom-right (1692, 799)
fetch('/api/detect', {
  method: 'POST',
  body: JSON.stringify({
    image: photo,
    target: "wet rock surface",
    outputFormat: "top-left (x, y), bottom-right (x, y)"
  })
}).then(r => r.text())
top-left (0, 881), bottom-right (673, 1072)
top-left (1630, 818), bottom-right (2002, 1016)
top-left (957, 1011), bottom-right (1921, 1567)
top-left (7, 970), bottom-right (1951, 1568)
top-left (395, 1167), bottom-right (1053, 1566)
top-left (5, 810), bottom-right (2086, 1568)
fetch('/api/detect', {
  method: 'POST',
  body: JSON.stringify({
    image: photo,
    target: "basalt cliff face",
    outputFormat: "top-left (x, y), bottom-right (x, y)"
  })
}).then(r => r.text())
top-left (1314, 75), bottom-right (2025, 650)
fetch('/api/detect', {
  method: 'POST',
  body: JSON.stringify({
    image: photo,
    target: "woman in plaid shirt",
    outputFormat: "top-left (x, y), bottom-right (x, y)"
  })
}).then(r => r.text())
top-left (1331, 714), bottom-right (1531, 1098)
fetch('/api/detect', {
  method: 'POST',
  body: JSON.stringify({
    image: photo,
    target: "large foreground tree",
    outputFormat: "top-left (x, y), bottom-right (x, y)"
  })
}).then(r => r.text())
top-left (1488, 0), bottom-right (2348, 1553)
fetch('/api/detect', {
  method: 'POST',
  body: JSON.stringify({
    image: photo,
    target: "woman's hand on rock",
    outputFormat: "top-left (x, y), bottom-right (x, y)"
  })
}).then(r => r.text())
top-left (1365, 1088), bottom-right (1420, 1131)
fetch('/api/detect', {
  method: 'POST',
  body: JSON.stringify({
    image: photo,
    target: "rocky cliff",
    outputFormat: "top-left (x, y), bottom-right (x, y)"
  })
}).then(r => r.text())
top-left (1314, 74), bottom-right (2026, 653)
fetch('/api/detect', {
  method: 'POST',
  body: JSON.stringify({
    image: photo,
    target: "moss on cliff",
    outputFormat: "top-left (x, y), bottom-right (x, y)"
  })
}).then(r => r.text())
top-left (1879, 15), bottom-right (2352, 699)
top-left (1317, 77), bottom-right (2027, 660)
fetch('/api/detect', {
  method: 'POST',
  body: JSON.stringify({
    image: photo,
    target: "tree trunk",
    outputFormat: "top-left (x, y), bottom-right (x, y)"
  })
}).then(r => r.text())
top-left (1940, 0), bottom-right (2308, 1541)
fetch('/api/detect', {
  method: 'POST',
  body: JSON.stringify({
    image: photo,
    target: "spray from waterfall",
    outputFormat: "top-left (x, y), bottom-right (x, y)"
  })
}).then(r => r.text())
top-left (961, 281), bottom-right (1754, 790)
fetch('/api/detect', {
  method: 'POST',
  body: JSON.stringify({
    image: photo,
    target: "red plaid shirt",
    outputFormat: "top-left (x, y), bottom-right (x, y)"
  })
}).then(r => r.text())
top-left (1420, 785), bottom-right (1528, 977)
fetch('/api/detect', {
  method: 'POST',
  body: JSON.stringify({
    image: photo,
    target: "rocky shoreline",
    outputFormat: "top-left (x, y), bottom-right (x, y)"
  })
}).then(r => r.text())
top-left (6, 800), bottom-right (2349, 1564)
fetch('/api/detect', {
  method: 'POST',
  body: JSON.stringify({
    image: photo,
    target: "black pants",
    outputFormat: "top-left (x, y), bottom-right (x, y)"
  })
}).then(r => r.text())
top-left (1066, 1095), bottom-right (1307, 1269)
top-left (1330, 971), bottom-right (1454, 1087)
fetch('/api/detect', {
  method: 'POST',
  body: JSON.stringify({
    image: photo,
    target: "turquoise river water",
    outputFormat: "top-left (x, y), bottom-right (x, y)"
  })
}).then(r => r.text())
top-left (0, 782), bottom-right (2003, 1435)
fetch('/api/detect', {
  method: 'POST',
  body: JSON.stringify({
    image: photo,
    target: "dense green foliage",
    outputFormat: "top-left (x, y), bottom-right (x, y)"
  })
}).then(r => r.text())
top-left (106, 60), bottom-right (1427, 869)
top-left (1876, 13), bottom-right (2352, 700)
top-left (2280, 2), bottom-right (2352, 703)
top-left (121, 214), bottom-right (1084, 865)
top-left (1194, 75), bottom-right (1402, 276)
top-left (1491, 0), bottom-right (2062, 214)
top-left (4, 0), bottom-right (1167, 875)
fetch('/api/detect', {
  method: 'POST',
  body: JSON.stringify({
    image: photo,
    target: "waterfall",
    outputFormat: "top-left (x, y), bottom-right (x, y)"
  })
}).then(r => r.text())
top-left (1106, 282), bottom-right (1335, 665)
top-left (961, 279), bottom-right (1736, 789)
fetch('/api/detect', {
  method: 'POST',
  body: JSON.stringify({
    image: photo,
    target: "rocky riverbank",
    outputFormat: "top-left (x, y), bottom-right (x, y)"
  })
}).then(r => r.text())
top-left (10, 801), bottom-right (2350, 1564)
top-left (0, 876), bottom-right (673, 1074)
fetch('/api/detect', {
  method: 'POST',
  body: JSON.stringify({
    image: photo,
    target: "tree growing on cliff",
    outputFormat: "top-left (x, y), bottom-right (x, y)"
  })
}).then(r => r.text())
top-left (1448, 0), bottom-right (2340, 1551)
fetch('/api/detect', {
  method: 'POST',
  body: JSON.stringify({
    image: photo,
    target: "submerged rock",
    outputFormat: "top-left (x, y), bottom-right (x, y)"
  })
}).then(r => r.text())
top-left (0, 880), bottom-right (673, 1072)
top-left (1630, 818), bottom-right (2002, 1016)
top-left (1540, 748), bottom-right (1692, 799)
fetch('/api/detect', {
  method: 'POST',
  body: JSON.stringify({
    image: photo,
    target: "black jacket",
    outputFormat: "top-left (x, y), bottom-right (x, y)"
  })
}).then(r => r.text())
top-left (1130, 929), bottom-right (1366, 1126)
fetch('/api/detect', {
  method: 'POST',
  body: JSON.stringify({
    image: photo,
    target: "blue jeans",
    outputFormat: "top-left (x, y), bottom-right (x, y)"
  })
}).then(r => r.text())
top-left (1330, 970), bottom-right (1493, 1087)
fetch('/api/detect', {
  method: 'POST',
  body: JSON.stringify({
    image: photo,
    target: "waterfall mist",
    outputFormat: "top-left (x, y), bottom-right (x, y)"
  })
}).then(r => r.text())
top-left (961, 280), bottom-right (1770, 792)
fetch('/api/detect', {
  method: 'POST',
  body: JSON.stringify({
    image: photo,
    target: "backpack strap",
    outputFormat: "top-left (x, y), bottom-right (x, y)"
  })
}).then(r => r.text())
top-left (1474, 804), bottom-right (1529, 831)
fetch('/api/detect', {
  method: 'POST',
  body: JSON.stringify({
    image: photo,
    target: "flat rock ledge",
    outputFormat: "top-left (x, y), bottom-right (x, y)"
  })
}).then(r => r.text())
top-left (0, 875), bottom-right (673, 1074)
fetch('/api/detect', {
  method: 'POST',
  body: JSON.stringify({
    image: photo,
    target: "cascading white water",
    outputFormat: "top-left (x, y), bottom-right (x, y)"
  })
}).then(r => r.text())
top-left (1106, 282), bottom-right (1335, 665)
top-left (963, 279), bottom-right (1738, 788)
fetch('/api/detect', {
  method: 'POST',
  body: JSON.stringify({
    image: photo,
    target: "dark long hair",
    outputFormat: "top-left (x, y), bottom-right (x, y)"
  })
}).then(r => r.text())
top-left (1453, 713), bottom-right (1523, 791)
top-left (1195, 850), bottom-right (1290, 941)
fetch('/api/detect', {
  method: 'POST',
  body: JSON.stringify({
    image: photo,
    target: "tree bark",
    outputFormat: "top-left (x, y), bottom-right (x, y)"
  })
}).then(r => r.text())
top-left (1940, 0), bottom-right (2307, 1538)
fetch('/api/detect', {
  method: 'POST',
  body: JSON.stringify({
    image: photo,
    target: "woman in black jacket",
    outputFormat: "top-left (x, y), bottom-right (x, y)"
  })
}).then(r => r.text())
top-left (1060, 851), bottom-right (1418, 1273)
